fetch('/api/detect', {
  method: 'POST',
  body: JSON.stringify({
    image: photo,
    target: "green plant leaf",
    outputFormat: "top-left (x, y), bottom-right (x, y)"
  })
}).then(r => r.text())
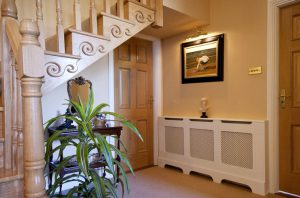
top-left (76, 142), bottom-right (90, 180)
top-left (95, 134), bottom-right (115, 175)
top-left (90, 169), bottom-right (106, 198)
top-left (114, 159), bottom-right (130, 193)
top-left (110, 145), bottom-right (134, 175)
top-left (85, 90), bottom-right (94, 118)
top-left (88, 103), bottom-right (110, 122)
top-left (121, 120), bottom-right (143, 142)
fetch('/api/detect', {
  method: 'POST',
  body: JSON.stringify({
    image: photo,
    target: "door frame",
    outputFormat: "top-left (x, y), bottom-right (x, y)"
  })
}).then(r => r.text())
top-left (108, 34), bottom-right (162, 165)
top-left (267, 0), bottom-right (300, 193)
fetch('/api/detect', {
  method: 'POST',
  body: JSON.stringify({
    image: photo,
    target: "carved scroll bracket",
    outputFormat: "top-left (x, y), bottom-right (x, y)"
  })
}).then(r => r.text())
top-left (44, 53), bottom-right (80, 77)
top-left (135, 10), bottom-right (154, 23)
top-left (79, 41), bottom-right (106, 56)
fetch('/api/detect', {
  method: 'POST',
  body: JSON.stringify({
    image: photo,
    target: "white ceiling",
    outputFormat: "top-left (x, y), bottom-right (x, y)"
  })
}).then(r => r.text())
top-left (141, 6), bottom-right (204, 39)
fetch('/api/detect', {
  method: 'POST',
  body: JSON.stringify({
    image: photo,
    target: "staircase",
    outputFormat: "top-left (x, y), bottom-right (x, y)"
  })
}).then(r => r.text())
top-left (0, 0), bottom-right (163, 197)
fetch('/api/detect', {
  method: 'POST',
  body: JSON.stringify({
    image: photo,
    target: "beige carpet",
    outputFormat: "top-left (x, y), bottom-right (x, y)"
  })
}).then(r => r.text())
top-left (119, 166), bottom-right (283, 198)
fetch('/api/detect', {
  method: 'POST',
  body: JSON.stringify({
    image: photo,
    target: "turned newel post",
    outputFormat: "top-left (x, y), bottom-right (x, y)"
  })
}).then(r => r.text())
top-left (18, 19), bottom-right (46, 198)
top-left (1, 0), bottom-right (17, 19)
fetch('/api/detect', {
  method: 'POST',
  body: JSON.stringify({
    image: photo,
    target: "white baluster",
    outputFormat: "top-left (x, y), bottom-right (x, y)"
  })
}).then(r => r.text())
top-left (117, 0), bottom-right (124, 18)
top-left (90, 0), bottom-right (97, 34)
top-left (74, 0), bottom-right (82, 30)
top-left (103, 0), bottom-right (111, 14)
top-left (36, 0), bottom-right (45, 49)
top-left (56, 0), bottom-right (65, 53)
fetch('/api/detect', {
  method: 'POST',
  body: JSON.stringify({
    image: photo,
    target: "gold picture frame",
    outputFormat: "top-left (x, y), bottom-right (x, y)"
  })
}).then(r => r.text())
top-left (181, 34), bottom-right (224, 83)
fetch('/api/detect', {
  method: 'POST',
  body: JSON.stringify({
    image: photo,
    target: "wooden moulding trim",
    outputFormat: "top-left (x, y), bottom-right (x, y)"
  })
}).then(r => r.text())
top-left (68, 28), bottom-right (110, 41)
top-left (100, 12), bottom-right (135, 25)
top-left (125, 0), bottom-right (155, 11)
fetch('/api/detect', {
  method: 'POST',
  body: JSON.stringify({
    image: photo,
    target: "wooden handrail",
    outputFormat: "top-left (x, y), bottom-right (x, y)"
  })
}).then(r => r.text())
top-left (5, 18), bottom-right (21, 59)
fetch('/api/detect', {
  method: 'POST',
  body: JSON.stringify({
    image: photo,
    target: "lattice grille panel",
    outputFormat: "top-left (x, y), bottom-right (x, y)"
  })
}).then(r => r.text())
top-left (190, 129), bottom-right (214, 161)
top-left (221, 131), bottom-right (253, 169)
top-left (165, 126), bottom-right (184, 155)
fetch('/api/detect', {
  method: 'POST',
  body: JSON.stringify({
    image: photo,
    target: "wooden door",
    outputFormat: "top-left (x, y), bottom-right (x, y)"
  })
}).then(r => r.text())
top-left (279, 4), bottom-right (300, 196)
top-left (114, 38), bottom-right (153, 170)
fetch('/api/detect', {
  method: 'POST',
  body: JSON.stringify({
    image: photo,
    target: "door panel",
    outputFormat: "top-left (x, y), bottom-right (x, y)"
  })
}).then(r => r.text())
top-left (279, 4), bottom-right (300, 195)
top-left (292, 126), bottom-right (300, 173)
top-left (119, 68), bottom-right (131, 109)
top-left (114, 37), bottom-right (153, 170)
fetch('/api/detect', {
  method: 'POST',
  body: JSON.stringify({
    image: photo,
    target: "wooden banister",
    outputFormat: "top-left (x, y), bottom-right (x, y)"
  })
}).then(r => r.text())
top-left (5, 18), bottom-right (21, 61)
top-left (56, 0), bottom-right (65, 53)
top-left (1, 0), bottom-right (17, 19)
top-left (18, 19), bottom-right (46, 198)
top-left (90, 0), bottom-right (97, 34)
top-left (74, 0), bottom-right (82, 30)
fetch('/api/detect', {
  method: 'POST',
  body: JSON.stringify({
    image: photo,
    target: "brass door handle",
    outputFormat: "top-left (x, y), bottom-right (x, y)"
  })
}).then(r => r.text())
top-left (280, 89), bottom-right (291, 108)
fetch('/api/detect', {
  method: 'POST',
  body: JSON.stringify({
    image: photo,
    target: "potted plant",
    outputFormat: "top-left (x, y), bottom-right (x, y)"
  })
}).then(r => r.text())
top-left (44, 91), bottom-right (142, 197)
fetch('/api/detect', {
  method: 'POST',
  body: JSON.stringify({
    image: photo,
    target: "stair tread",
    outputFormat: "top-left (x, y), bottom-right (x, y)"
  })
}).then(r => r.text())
top-left (100, 12), bottom-right (135, 25)
top-left (45, 51), bottom-right (81, 59)
top-left (0, 169), bottom-right (23, 183)
top-left (68, 28), bottom-right (110, 41)
top-left (126, 0), bottom-right (155, 11)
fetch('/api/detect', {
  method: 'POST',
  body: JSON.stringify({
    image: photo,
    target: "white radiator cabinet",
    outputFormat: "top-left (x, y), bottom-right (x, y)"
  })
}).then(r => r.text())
top-left (157, 116), bottom-right (267, 195)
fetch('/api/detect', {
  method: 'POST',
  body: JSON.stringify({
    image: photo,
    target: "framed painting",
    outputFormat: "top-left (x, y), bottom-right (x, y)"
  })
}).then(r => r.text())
top-left (181, 34), bottom-right (224, 84)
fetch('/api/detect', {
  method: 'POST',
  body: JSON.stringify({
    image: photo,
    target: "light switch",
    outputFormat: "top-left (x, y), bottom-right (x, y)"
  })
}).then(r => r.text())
top-left (248, 66), bottom-right (262, 75)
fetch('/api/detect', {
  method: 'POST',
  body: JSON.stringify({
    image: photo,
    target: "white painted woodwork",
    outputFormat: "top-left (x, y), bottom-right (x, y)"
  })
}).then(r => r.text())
top-left (36, 0), bottom-right (45, 50)
top-left (90, 0), bottom-right (98, 34)
top-left (1, 0), bottom-right (18, 19)
top-left (103, 0), bottom-right (111, 14)
top-left (18, 19), bottom-right (46, 198)
top-left (56, 0), bottom-right (65, 53)
top-left (158, 116), bottom-right (267, 195)
top-left (74, 0), bottom-right (82, 31)
top-left (117, 0), bottom-right (124, 18)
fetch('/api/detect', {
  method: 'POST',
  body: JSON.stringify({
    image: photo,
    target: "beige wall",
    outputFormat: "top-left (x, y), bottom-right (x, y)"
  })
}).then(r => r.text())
top-left (163, 0), bottom-right (210, 25)
top-left (162, 0), bottom-right (267, 120)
